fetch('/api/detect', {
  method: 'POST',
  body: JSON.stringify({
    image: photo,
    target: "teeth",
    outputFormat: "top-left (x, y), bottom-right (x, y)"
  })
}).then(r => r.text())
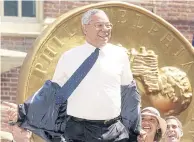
top-left (169, 136), bottom-right (175, 139)
top-left (168, 134), bottom-right (175, 137)
top-left (99, 35), bottom-right (107, 38)
top-left (143, 127), bottom-right (150, 129)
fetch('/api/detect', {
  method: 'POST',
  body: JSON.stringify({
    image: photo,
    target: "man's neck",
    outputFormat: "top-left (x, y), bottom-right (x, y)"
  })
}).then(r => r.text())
top-left (86, 41), bottom-right (107, 48)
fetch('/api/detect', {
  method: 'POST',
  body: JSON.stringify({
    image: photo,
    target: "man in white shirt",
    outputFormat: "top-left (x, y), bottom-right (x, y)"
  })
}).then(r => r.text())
top-left (164, 116), bottom-right (183, 142)
top-left (1, 9), bottom-right (141, 142)
top-left (51, 9), bottom-right (141, 142)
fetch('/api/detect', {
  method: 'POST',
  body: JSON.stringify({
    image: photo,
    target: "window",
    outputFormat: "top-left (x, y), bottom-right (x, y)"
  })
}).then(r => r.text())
top-left (1, 0), bottom-right (43, 23)
top-left (4, 0), bottom-right (18, 16)
top-left (4, 0), bottom-right (36, 18)
top-left (22, 1), bottom-right (36, 17)
top-left (1, 0), bottom-right (43, 36)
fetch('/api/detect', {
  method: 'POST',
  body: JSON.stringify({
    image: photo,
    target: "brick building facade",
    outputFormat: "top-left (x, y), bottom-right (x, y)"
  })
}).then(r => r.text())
top-left (1, 0), bottom-right (194, 103)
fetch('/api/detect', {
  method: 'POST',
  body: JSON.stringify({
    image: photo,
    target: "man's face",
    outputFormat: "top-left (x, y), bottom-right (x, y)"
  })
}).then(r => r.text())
top-left (83, 12), bottom-right (112, 47)
top-left (142, 115), bottom-right (159, 137)
top-left (165, 119), bottom-right (182, 142)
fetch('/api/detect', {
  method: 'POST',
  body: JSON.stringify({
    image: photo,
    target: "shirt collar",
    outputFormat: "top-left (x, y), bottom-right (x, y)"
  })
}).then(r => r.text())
top-left (85, 41), bottom-right (107, 53)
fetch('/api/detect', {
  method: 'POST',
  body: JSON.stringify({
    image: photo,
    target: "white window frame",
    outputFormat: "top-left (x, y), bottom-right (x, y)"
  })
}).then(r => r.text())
top-left (1, 0), bottom-right (42, 22)
top-left (0, 0), bottom-right (43, 36)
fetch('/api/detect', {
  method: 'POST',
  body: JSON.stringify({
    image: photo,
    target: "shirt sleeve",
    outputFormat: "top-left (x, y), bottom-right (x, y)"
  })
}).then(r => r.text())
top-left (121, 50), bottom-right (133, 85)
top-left (52, 53), bottom-right (68, 87)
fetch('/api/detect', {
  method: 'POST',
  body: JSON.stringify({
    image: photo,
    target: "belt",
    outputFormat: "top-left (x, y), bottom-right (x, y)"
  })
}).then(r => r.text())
top-left (70, 116), bottom-right (121, 125)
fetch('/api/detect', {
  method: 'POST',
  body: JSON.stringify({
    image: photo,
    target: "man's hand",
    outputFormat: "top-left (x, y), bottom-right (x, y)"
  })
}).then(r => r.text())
top-left (1, 101), bottom-right (18, 124)
top-left (137, 129), bottom-right (147, 142)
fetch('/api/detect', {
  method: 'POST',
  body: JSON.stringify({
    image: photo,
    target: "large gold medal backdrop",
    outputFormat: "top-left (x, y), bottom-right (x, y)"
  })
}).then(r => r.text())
top-left (18, 2), bottom-right (194, 141)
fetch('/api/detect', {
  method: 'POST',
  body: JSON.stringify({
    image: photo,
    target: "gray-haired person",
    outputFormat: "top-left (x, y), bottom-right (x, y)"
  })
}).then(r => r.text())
top-left (164, 116), bottom-right (183, 142)
top-left (52, 8), bottom-right (141, 142)
top-left (1, 9), bottom-right (141, 142)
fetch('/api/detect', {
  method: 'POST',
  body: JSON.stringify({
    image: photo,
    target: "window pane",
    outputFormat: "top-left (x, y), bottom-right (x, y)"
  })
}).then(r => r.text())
top-left (22, 0), bottom-right (36, 17)
top-left (4, 0), bottom-right (18, 16)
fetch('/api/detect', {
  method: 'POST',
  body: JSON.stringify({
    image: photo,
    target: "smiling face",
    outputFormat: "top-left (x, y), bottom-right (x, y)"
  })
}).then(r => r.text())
top-left (165, 119), bottom-right (182, 142)
top-left (142, 115), bottom-right (159, 140)
top-left (82, 11), bottom-right (112, 48)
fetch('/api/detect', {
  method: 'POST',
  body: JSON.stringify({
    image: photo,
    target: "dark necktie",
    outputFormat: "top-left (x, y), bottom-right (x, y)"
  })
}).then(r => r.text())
top-left (56, 48), bottom-right (100, 104)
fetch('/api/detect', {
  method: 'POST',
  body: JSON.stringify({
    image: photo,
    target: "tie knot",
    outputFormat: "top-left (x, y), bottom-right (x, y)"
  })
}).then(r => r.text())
top-left (95, 48), bottom-right (100, 52)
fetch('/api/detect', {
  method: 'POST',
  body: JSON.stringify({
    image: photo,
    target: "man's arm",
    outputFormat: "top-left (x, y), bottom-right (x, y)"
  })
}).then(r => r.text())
top-left (120, 50), bottom-right (141, 136)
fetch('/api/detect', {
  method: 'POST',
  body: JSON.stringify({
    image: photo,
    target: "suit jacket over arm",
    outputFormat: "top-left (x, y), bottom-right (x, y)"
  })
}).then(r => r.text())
top-left (120, 50), bottom-right (141, 136)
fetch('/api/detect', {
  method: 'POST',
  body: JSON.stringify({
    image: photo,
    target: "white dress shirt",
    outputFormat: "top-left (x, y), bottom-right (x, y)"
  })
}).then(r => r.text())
top-left (52, 42), bottom-right (133, 120)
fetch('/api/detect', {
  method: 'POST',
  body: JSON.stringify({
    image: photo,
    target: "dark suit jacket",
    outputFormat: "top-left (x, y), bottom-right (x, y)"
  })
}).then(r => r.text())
top-left (17, 80), bottom-right (141, 141)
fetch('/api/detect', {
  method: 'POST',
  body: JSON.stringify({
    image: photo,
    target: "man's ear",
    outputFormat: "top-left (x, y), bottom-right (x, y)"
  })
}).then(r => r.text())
top-left (82, 25), bottom-right (87, 35)
top-left (179, 129), bottom-right (183, 137)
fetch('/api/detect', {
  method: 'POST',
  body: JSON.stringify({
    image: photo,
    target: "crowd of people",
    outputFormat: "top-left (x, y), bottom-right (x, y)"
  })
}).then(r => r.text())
top-left (137, 107), bottom-right (183, 142)
top-left (1, 8), bottom-right (185, 142)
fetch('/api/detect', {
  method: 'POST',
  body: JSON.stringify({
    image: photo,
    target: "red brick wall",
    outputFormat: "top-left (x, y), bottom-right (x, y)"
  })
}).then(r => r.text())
top-left (1, 36), bottom-right (36, 52)
top-left (1, 0), bottom-right (194, 103)
top-left (44, 1), bottom-right (96, 18)
top-left (1, 37), bottom-right (36, 103)
top-left (1, 67), bottom-right (20, 103)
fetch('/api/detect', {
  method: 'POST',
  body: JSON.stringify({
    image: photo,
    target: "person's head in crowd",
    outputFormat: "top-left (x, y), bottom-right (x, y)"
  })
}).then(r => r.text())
top-left (81, 9), bottom-right (112, 48)
top-left (164, 116), bottom-right (183, 142)
top-left (138, 107), bottom-right (167, 142)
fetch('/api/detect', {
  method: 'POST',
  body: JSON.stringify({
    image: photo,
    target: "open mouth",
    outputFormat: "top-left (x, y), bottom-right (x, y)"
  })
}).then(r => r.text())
top-left (98, 32), bottom-right (109, 40)
top-left (143, 126), bottom-right (151, 132)
top-left (98, 35), bottom-right (109, 41)
top-left (168, 133), bottom-right (177, 140)
top-left (99, 35), bottom-right (108, 38)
